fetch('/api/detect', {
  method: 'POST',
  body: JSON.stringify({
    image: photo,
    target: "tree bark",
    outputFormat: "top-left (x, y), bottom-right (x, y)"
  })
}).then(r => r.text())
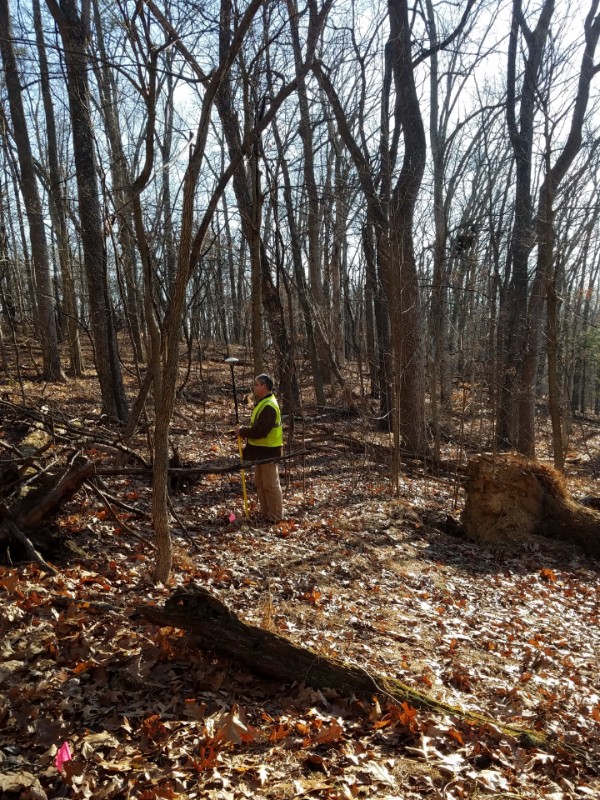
top-left (91, 0), bottom-right (145, 364)
top-left (133, 585), bottom-right (588, 762)
top-left (33, 0), bottom-right (83, 377)
top-left (215, 2), bottom-right (300, 409)
top-left (270, 114), bottom-right (326, 407)
top-left (500, 0), bottom-right (555, 454)
top-left (287, 0), bottom-right (330, 385)
top-left (385, 0), bottom-right (428, 455)
top-left (0, 0), bottom-right (65, 381)
top-left (46, 0), bottom-right (129, 421)
top-left (518, 0), bottom-right (600, 462)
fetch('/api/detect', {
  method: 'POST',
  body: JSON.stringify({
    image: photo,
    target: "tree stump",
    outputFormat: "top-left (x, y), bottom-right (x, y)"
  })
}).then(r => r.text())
top-left (461, 454), bottom-right (600, 558)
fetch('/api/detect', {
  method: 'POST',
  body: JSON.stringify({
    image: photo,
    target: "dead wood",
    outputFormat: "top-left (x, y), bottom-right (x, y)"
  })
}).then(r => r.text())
top-left (461, 454), bottom-right (600, 558)
top-left (0, 398), bottom-right (149, 466)
top-left (0, 520), bottom-right (58, 574)
top-left (86, 478), bottom-right (156, 550)
top-left (95, 448), bottom-right (310, 477)
top-left (329, 432), bottom-right (466, 479)
top-left (0, 456), bottom-right (96, 568)
top-left (134, 586), bottom-right (573, 757)
top-left (10, 456), bottom-right (96, 529)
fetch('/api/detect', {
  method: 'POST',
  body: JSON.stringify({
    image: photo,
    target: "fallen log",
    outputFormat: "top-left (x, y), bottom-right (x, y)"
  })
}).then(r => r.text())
top-left (135, 587), bottom-right (574, 758)
top-left (11, 456), bottom-right (96, 529)
top-left (461, 454), bottom-right (600, 558)
top-left (0, 456), bottom-right (95, 568)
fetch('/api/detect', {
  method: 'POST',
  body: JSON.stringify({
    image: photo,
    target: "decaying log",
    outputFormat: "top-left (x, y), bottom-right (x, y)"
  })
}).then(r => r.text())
top-left (0, 456), bottom-right (95, 567)
top-left (10, 456), bottom-right (96, 529)
top-left (462, 454), bottom-right (600, 558)
top-left (135, 587), bottom-right (554, 750)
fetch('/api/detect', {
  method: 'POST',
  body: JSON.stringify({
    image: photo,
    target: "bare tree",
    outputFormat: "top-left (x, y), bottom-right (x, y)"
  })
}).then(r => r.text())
top-left (143, 0), bottom-right (330, 580)
top-left (316, 0), bottom-right (475, 459)
top-left (498, 0), bottom-right (555, 451)
top-left (0, 0), bottom-right (65, 381)
top-left (46, 0), bottom-right (129, 420)
top-left (521, 1), bottom-right (600, 467)
top-left (32, 0), bottom-right (84, 377)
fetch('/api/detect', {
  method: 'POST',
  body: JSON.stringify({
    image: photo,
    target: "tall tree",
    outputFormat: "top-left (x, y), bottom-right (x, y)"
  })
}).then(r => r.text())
top-left (143, 0), bottom-right (329, 580)
top-left (499, 0), bottom-right (555, 450)
top-left (287, 0), bottom-right (331, 387)
top-left (32, 0), bottom-right (83, 377)
top-left (0, 0), bottom-right (65, 381)
top-left (520, 0), bottom-right (600, 466)
top-left (214, 0), bottom-right (302, 406)
top-left (46, 0), bottom-right (129, 420)
top-left (91, 0), bottom-right (146, 364)
top-left (316, 0), bottom-right (475, 456)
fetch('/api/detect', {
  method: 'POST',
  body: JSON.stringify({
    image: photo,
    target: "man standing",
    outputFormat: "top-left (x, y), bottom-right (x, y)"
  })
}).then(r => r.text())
top-left (236, 374), bottom-right (283, 522)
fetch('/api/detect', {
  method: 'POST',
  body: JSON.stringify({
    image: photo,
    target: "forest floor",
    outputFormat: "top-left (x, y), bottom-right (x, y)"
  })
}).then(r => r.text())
top-left (0, 350), bottom-right (599, 800)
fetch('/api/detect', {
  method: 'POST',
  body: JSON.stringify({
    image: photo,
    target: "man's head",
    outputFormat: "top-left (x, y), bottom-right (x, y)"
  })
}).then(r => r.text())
top-left (254, 373), bottom-right (273, 399)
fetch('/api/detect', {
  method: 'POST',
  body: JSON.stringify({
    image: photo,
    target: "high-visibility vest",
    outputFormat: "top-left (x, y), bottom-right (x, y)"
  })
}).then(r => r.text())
top-left (248, 394), bottom-right (283, 448)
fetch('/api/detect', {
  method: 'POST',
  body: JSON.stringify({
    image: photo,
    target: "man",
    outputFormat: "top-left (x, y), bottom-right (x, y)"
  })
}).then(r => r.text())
top-left (236, 374), bottom-right (283, 522)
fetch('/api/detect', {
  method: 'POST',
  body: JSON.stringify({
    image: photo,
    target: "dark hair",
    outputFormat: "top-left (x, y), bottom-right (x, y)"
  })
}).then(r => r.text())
top-left (256, 373), bottom-right (273, 392)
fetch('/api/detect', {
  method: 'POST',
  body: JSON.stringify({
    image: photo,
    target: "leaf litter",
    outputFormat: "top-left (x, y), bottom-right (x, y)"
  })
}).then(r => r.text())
top-left (0, 366), bottom-right (598, 799)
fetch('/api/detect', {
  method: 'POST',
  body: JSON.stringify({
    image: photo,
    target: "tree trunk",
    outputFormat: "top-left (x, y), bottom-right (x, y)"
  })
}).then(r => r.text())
top-left (0, 0), bottom-right (65, 381)
top-left (288, 0), bottom-right (330, 385)
top-left (91, 0), bottom-right (145, 365)
top-left (33, 0), bottom-right (83, 377)
top-left (270, 113), bottom-right (326, 407)
top-left (215, 11), bottom-right (299, 408)
top-left (517, 0), bottom-right (600, 458)
top-left (499, 0), bottom-right (555, 454)
top-left (46, 0), bottom-right (128, 421)
top-left (546, 278), bottom-right (564, 470)
top-left (133, 585), bottom-right (585, 761)
top-left (385, 0), bottom-right (428, 455)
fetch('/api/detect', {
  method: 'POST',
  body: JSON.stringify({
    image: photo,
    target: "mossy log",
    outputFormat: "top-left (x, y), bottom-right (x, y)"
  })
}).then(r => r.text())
top-left (461, 454), bottom-right (600, 558)
top-left (136, 586), bottom-right (567, 756)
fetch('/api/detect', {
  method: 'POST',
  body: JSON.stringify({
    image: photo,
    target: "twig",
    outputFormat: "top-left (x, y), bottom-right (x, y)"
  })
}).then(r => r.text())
top-left (86, 479), bottom-right (156, 550)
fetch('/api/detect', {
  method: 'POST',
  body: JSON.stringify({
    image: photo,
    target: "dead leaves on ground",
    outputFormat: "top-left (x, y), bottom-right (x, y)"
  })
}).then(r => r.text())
top-left (0, 378), bottom-right (599, 798)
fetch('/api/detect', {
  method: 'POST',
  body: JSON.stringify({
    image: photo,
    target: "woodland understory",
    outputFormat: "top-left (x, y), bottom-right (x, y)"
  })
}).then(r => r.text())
top-left (0, 351), bottom-right (599, 800)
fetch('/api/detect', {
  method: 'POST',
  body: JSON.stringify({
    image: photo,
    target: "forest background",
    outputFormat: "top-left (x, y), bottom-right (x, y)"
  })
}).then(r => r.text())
top-left (0, 0), bottom-right (599, 798)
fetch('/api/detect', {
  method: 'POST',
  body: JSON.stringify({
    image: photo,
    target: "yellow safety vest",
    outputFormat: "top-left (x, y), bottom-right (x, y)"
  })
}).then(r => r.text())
top-left (248, 395), bottom-right (283, 448)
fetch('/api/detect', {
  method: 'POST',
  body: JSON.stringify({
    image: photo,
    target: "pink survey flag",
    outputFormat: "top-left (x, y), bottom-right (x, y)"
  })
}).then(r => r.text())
top-left (55, 741), bottom-right (72, 772)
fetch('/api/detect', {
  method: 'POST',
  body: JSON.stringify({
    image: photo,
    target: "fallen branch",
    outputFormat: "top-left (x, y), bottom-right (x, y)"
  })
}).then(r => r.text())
top-left (132, 587), bottom-right (489, 716)
top-left (0, 520), bottom-right (58, 575)
top-left (95, 448), bottom-right (311, 477)
top-left (86, 478), bottom-right (155, 550)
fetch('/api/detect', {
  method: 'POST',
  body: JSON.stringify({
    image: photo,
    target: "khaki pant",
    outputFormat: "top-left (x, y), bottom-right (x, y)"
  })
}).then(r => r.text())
top-left (254, 462), bottom-right (283, 522)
